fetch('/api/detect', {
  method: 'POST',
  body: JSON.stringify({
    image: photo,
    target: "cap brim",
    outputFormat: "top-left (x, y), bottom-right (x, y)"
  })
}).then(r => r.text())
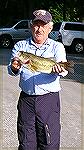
top-left (33, 17), bottom-right (49, 23)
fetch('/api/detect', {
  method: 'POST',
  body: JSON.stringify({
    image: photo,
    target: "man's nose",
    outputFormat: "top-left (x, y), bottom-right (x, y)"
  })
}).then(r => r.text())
top-left (37, 25), bottom-right (42, 30)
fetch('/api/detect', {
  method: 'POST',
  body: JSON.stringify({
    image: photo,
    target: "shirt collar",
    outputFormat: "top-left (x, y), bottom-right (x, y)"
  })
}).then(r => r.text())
top-left (29, 37), bottom-right (51, 47)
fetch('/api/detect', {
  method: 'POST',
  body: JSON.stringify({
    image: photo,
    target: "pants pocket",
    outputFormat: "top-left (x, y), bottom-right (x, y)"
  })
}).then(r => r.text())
top-left (45, 111), bottom-right (60, 147)
top-left (45, 124), bottom-right (51, 144)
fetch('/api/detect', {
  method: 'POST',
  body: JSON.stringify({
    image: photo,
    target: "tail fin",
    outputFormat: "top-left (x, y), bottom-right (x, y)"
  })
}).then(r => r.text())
top-left (59, 61), bottom-right (74, 73)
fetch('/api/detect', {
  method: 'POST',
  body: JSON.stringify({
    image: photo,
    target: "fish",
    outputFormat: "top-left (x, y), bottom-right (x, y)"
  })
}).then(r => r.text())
top-left (17, 51), bottom-right (74, 73)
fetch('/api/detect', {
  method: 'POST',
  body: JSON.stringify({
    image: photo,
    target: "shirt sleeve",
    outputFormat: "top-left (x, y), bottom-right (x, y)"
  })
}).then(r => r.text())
top-left (54, 42), bottom-right (67, 62)
top-left (7, 41), bottom-right (23, 76)
top-left (54, 42), bottom-right (68, 77)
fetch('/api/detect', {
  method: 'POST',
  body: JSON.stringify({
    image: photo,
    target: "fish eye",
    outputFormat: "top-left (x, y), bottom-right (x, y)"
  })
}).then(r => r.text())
top-left (21, 51), bottom-right (23, 54)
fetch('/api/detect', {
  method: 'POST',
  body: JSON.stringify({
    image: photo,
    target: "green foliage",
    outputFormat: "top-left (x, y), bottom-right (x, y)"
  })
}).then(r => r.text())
top-left (49, 0), bottom-right (84, 22)
top-left (49, 4), bottom-right (64, 23)
top-left (0, 0), bottom-right (84, 26)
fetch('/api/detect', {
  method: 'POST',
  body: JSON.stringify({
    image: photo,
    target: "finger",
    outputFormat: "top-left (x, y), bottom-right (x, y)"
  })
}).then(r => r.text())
top-left (56, 64), bottom-right (62, 72)
top-left (53, 64), bottom-right (62, 73)
top-left (52, 65), bottom-right (59, 73)
top-left (12, 57), bottom-right (20, 63)
top-left (60, 66), bottom-right (67, 72)
top-left (12, 60), bottom-right (19, 65)
top-left (12, 60), bottom-right (21, 70)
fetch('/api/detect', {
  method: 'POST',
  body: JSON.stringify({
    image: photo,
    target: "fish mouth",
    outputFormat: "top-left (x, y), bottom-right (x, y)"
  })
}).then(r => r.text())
top-left (17, 51), bottom-right (23, 57)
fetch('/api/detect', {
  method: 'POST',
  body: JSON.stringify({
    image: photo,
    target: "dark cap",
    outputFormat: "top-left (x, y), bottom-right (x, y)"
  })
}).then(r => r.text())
top-left (33, 10), bottom-right (52, 23)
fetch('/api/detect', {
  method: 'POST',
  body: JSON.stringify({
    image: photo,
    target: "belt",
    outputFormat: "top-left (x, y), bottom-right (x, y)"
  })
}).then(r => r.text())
top-left (20, 91), bottom-right (38, 97)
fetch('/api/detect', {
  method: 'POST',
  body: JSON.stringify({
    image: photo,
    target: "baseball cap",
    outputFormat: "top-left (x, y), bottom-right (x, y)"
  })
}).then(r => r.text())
top-left (32, 10), bottom-right (52, 23)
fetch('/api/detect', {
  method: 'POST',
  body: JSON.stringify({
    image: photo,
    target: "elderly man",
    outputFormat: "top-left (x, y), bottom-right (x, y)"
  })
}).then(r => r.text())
top-left (8, 9), bottom-right (68, 150)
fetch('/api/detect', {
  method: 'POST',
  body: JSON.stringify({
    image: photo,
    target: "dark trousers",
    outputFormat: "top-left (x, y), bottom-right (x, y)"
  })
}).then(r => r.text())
top-left (17, 91), bottom-right (60, 150)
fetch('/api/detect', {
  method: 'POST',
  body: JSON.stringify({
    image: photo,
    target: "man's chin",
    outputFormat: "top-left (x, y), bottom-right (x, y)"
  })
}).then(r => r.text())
top-left (35, 36), bottom-right (43, 41)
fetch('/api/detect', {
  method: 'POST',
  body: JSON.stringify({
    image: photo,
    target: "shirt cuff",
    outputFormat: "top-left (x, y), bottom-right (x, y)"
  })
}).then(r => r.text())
top-left (8, 64), bottom-right (22, 76)
top-left (59, 70), bottom-right (68, 77)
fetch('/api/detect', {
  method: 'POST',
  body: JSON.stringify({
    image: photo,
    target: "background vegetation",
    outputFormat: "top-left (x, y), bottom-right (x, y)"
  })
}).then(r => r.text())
top-left (0, 0), bottom-right (84, 26)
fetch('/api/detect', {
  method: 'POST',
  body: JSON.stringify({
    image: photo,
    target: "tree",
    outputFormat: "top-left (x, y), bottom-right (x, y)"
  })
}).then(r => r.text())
top-left (0, 0), bottom-right (84, 26)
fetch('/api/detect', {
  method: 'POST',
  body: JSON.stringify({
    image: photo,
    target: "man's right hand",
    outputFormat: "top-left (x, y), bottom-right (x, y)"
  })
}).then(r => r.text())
top-left (11, 57), bottom-right (21, 71)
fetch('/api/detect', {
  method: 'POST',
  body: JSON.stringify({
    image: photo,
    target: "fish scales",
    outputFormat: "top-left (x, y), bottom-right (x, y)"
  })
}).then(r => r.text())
top-left (17, 51), bottom-right (73, 73)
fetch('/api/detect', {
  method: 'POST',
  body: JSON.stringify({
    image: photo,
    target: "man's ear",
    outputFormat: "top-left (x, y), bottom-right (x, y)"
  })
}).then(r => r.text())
top-left (48, 22), bottom-right (53, 33)
top-left (30, 23), bottom-right (33, 29)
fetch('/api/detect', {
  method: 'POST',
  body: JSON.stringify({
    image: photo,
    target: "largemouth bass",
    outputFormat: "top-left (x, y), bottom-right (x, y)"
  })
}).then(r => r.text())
top-left (17, 51), bottom-right (73, 73)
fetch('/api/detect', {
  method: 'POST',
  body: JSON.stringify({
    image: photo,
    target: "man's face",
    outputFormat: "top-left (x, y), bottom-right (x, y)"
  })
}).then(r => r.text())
top-left (31, 20), bottom-right (52, 44)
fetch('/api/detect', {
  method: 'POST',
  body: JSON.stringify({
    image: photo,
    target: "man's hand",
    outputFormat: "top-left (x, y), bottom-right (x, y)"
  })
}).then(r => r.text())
top-left (52, 64), bottom-right (66, 73)
top-left (11, 57), bottom-right (21, 71)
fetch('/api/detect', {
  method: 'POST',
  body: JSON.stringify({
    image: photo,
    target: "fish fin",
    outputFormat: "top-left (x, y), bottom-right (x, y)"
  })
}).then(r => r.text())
top-left (30, 65), bottom-right (39, 72)
top-left (66, 61), bottom-right (74, 74)
top-left (59, 61), bottom-right (74, 74)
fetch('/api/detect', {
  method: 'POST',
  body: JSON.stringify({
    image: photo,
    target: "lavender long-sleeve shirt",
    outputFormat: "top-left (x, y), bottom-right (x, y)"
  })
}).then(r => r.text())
top-left (8, 37), bottom-right (68, 95)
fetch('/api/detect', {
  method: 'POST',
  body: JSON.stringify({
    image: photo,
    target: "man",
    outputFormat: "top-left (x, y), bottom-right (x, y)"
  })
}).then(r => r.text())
top-left (8, 9), bottom-right (68, 150)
